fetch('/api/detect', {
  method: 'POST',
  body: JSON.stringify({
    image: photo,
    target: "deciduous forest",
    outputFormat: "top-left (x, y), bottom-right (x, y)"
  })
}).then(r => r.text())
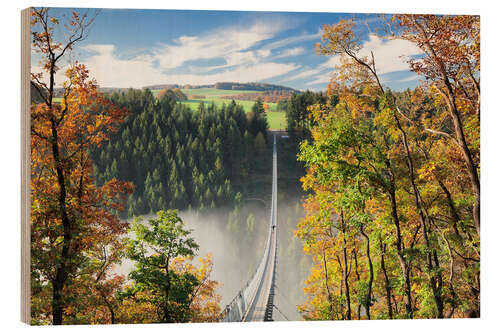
top-left (295, 16), bottom-right (480, 319)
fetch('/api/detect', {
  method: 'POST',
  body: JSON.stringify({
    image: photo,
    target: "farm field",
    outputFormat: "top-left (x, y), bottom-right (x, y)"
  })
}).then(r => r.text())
top-left (181, 88), bottom-right (262, 97)
top-left (266, 111), bottom-right (286, 130)
top-left (153, 88), bottom-right (284, 130)
top-left (54, 88), bottom-right (286, 129)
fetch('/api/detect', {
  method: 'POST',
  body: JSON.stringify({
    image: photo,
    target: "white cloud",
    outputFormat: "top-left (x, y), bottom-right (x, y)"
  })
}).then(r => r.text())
top-left (300, 68), bottom-right (334, 86)
top-left (162, 62), bottom-right (300, 86)
top-left (263, 30), bottom-right (321, 51)
top-left (33, 40), bottom-right (301, 88)
top-left (223, 51), bottom-right (259, 68)
top-left (287, 56), bottom-right (340, 82)
top-left (396, 73), bottom-right (420, 83)
top-left (306, 73), bottom-right (333, 86)
top-left (76, 43), bottom-right (298, 87)
top-left (33, 31), bottom-right (422, 90)
top-left (82, 44), bottom-right (167, 87)
top-left (288, 67), bottom-right (323, 81)
top-left (284, 34), bottom-right (421, 86)
top-left (71, 16), bottom-right (307, 88)
top-left (31, 16), bottom-right (324, 89)
top-left (360, 34), bottom-right (422, 74)
top-left (274, 47), bottom-right (305, 59)
top-left (84, 44), bottom-right (115, 55)
top-left (153, 19), bottom-right (287, 70)
top-left (257, 49), bottom-right (271, 58)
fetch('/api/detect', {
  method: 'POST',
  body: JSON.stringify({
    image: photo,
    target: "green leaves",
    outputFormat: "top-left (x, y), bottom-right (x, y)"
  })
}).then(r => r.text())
top-left (127, 210), bottom-right (199, 269)
top-left (124, 210), bottom-right (200, 323)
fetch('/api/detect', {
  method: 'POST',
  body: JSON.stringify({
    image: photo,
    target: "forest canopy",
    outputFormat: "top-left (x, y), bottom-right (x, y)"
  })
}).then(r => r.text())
top-left (91, 89), bottom-right (270, 217)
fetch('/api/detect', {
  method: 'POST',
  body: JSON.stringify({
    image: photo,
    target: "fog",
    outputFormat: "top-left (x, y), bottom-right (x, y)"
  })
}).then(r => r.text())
top-left (114, 196), bottom-right (311, 321)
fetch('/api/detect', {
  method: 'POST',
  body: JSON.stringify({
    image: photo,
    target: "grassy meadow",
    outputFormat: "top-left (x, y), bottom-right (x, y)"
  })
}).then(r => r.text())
top-left (153, 88), bottom-right (285, 130)
top-left (53, 88), bottom-right (287, 130)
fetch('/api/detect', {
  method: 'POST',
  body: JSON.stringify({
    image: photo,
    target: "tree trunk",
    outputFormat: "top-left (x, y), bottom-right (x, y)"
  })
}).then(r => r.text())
top-left (340, 211), bottom-right (352, 320)
top-left (353, 250), bottom-right (362, 320)
top-left (51, 279), bottom-right (63, 325)
top-left (51, 119), bottom-right (72, 325)
top-left (439, 231), bottom-right (457, 318)
top-left (322, 248), bottom-right (334, 320)
top-left (439, 87), bottom-right (480, 237)
top-left (163, 260), bottom-right (171, 322)
top-left (437, 179), bottom-right (462, 236)
top-left (393, 112), bottom-right (444, 318)
top-left (379, 238), bottom-right (393, 319)
top-left (386, 165), bottom-right (413, 318)
top-left (336, 255), bottom-right (345, 320)
top-left (360, 225), bottom-right (373, 320)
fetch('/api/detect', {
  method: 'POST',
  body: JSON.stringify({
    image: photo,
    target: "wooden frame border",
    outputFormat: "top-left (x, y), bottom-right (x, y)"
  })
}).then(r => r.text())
top-left (21, 7), bottom-right (32, 325)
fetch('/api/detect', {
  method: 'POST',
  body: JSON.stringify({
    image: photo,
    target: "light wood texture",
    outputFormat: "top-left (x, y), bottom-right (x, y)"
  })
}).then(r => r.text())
top-left (21, 7), bottom-right (32, 325)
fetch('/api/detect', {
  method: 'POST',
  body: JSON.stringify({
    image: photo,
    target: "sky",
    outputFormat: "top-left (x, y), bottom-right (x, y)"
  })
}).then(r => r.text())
top-left (32, 8), bottom-right (423, 91)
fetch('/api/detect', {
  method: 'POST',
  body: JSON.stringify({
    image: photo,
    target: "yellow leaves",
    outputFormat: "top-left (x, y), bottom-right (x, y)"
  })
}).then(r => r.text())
top-left (169, 253), bottom-right (221, 323)
top-left (317, 20), bottom-right (358, 56)
top-left (95, 116), bottom-right (105, 129)
top-left (53, 236), bottom-right (64, 246)
top-left (417, 162), bottom-right (437, 181)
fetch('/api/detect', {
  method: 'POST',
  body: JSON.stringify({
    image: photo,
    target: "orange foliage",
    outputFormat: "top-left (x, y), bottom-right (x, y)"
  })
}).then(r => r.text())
top-left (30, 8), bottom-right (133, 325)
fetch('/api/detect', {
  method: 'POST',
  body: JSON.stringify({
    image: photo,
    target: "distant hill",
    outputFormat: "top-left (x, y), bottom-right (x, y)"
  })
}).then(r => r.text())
top-left (214, 82), bottom-right (300, 93)
top-left (142, 82), bottom-right (300, 93)
top-left (142, 83), bottom-right (212, 90)
top-left (52, 86), bottom-right (131, 98)
top-left (48, 82), bottom-right (300, 99)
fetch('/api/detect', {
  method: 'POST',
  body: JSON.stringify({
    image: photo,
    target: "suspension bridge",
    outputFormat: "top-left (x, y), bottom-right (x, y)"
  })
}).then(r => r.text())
top-left (220, 134), bottom-right (279, 322)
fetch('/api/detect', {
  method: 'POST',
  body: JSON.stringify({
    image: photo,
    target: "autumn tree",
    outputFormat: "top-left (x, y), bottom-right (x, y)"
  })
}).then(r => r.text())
top-left (157, 88), bottom-right (187, 101)
top-left (30, 8), bottom-right (133, 324)
top-left (313, 19), bottom-right (419, 318)
top-left (391, 15), bottom-right (480, 237)
top-left (170, 254), bottom-right (221, 322)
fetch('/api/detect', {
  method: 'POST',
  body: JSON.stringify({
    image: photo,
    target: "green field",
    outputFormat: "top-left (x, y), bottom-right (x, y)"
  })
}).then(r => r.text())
top-left (181, 88), bottom-right (262, 97)
top-left (159, 87), bottom-right (284, 130)
top-left (266, 111), bottom-right (286, 131)
top-left (151, 88), bottom-right (276, 110)
top-left (54, 87), bottom-right (286, 130)
top-left (179, 98), bottom-right (260, 112)
top-left (179, 98), bottom-right (284, 130)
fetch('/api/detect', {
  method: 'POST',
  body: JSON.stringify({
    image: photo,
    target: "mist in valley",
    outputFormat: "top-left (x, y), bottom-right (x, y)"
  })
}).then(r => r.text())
top-left (115, 196), bottom-right (311, 321)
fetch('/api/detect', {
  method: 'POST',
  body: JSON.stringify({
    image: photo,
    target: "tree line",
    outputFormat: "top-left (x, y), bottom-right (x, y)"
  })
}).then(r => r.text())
top-left (221, 90), bottom-right (293, 103)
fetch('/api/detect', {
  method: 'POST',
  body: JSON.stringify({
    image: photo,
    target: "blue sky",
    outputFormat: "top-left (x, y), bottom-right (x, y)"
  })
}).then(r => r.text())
top-left (33, 8), bottom-right (423, 91)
